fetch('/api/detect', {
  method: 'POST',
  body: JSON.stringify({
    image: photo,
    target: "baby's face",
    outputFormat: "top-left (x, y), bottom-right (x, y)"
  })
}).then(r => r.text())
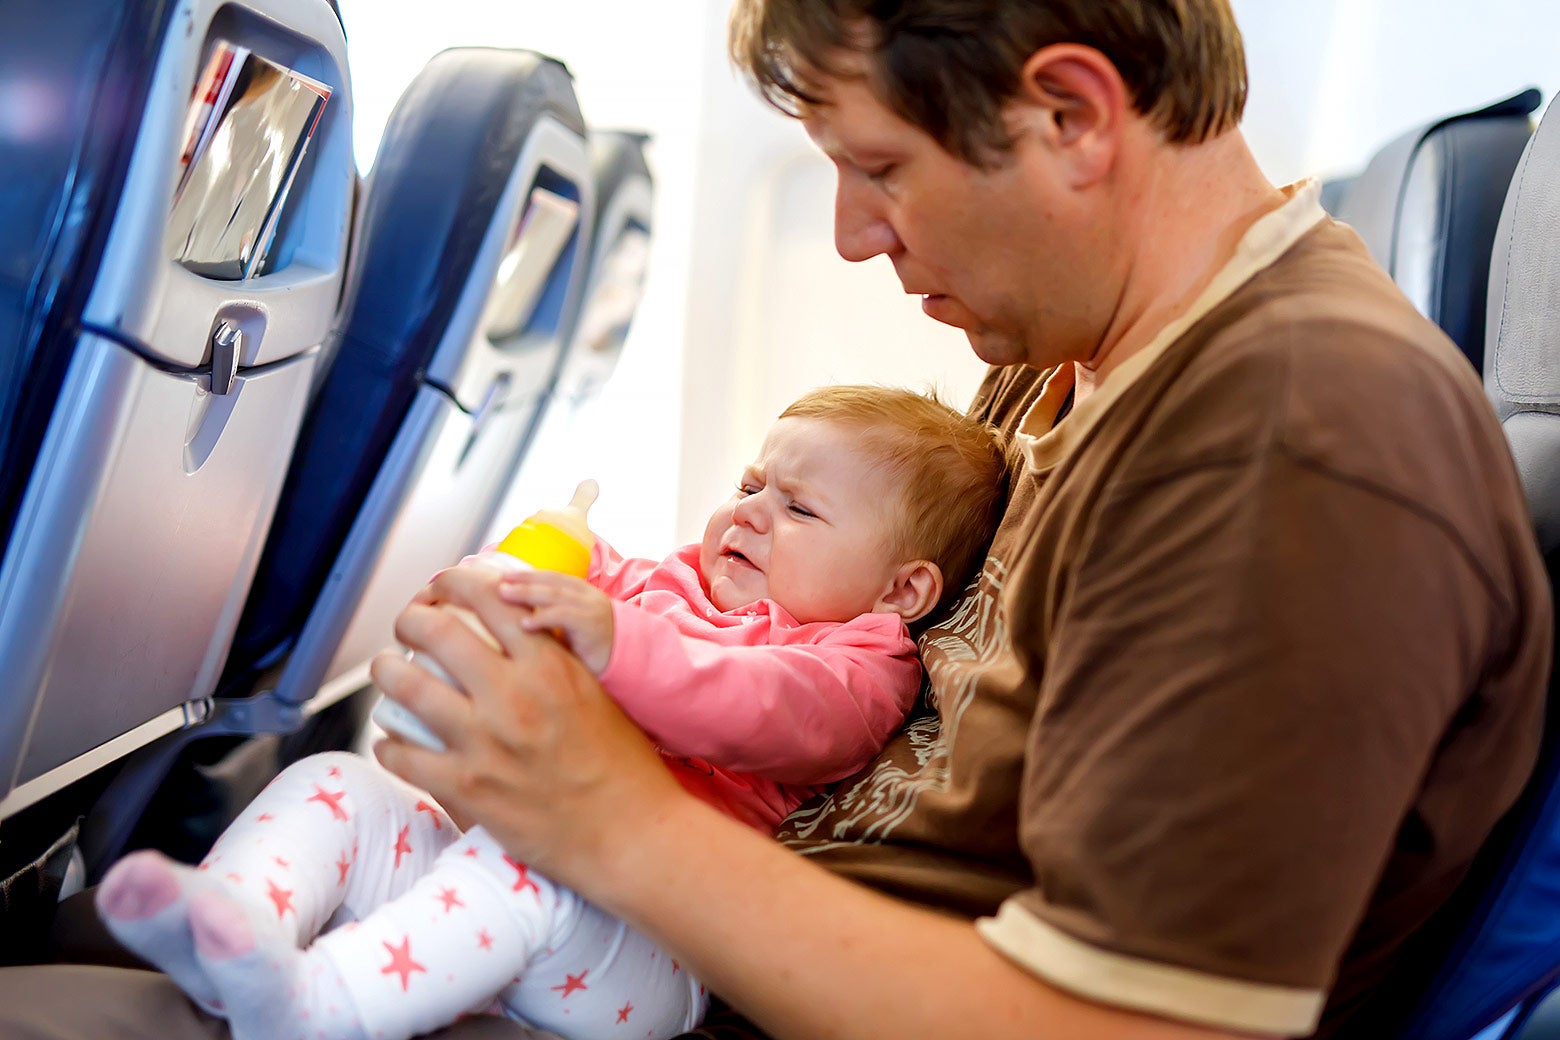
top-left (699, 417), bottom-right (907, 624)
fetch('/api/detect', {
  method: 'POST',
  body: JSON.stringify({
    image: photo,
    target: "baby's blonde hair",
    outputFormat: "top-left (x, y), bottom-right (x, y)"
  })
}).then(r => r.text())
top-left (779, 385), bottom-right (1007, 610)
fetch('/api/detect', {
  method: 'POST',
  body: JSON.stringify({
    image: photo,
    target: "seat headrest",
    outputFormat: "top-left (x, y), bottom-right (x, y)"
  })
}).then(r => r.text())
top-left (1486, 97), bottom-right (1560, 552)
top-left (1338, 89), bottom-right (1539, 371)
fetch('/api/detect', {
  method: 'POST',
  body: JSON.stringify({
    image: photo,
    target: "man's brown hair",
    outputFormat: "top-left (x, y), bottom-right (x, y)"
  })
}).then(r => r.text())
top-left (779, 385), bottom-right (1006, 610)
top-left (730, 0), bottom-right (1249, 167)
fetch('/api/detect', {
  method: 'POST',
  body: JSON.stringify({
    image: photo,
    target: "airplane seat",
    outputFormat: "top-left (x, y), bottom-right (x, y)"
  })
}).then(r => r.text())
top-left (494, 129), bottom-right (655, 523)
top-left (226, 47), bottom-right (592, 693)
top-left (0, 0), bottom-right (354, 921)
top-left (551, 130), bottom-right (654, 412)
top-left (1370, 93), bottom-right (1560, 1040)
top-left (77, 47), bottom-right (597, 873)
top-left (1335, 88), bottom-right (1540, 372)
top-left (0, 0), bottom-right (166, 556)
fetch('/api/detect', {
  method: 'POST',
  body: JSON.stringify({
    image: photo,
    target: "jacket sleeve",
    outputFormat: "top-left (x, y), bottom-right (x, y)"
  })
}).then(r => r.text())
top-left (598, 606), bottom-right (922, 785)
top-left (586, 539), bottom-right (663, 599)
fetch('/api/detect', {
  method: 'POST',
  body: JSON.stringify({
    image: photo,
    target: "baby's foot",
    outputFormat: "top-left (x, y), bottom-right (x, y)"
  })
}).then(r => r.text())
top-left (96, 849), bottom-right (222, 1013)
top-left (190, 888), bottom-right (364, 1040)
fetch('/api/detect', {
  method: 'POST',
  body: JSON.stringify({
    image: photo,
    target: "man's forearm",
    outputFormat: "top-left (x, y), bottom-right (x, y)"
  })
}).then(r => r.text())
top-left (589, 794), bottom-right (1248, 1040)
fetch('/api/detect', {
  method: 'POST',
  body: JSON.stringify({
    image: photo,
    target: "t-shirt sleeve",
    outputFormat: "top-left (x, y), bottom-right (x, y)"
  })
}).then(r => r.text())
top-left (977, 453), bottom-right (1499, 1037)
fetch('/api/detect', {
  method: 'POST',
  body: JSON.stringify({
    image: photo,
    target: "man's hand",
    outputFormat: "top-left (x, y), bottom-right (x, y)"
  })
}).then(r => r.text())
top-left (370, 563), bottom-right (683, 888)
top-left (497, 570), bottom-right (615, 674)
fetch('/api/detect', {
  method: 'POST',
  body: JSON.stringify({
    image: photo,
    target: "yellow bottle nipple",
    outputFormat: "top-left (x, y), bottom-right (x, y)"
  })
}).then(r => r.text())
top-left (494, 479), bottom-right (598, 577)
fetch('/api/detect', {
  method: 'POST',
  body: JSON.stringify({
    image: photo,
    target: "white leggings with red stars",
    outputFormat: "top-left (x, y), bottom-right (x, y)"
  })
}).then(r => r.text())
top-left (199, 751), bottom-right (706, 1040)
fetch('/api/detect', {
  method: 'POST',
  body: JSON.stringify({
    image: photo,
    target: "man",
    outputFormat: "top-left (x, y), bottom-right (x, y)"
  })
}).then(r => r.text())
top-left (368, 2), bottom-right (1548, 1038)
top-left (0, 2), bottom-right (1547, 1038)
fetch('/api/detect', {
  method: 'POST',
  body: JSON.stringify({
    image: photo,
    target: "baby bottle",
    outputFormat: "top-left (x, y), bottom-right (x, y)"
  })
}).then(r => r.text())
top-left (372, 479), bottom-right (598, 751)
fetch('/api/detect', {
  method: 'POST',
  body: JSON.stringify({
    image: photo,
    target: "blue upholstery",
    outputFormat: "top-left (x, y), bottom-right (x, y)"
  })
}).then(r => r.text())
top-left (1336, 89), bottom-right (1539, 372)
top-left (0, 0), bottom-right (171, 558)
top-left (1380, 95), bottom-right (1560, 1040)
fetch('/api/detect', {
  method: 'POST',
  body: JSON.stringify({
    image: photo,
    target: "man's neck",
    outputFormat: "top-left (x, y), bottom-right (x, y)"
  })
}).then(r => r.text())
top-left (1073, 129), bottom-right (1286, 404)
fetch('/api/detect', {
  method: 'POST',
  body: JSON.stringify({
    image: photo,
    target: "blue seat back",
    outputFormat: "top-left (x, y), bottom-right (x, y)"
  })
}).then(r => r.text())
top-left (0, 0), bottom-right (170, 554)
top-left (1336, 89), bottom-right (1539, 372)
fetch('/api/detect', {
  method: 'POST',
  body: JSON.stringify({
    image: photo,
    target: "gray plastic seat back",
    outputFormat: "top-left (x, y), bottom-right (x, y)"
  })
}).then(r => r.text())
top-left (1489, 102), bottom-right (1560, 554)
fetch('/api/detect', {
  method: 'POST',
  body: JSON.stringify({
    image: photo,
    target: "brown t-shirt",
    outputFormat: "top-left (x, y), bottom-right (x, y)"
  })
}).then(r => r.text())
top-left (776, 187), bottom-right (1551, 1037)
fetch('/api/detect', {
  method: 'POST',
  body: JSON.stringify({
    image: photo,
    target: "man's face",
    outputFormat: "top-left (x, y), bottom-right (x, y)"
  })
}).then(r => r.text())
top-left (802, 68), bottom-right (1101, 371)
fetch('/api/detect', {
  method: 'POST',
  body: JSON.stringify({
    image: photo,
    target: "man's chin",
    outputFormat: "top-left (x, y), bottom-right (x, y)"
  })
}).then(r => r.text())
top-left (966, 328), bottom-right (1028, 368)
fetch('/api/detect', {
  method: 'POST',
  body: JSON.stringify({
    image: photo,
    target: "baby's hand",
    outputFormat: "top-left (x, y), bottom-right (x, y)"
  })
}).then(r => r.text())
top-left (498, 571), bottom-right (615, 674)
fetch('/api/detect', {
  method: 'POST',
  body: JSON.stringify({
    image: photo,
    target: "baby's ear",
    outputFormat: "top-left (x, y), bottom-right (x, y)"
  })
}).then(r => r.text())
top-left (877, 560), bottom-right (944, 624)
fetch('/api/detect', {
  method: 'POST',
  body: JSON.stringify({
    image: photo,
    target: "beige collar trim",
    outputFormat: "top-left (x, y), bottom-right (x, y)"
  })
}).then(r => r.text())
top-left (1017, 180), bottom-right (1326, 475)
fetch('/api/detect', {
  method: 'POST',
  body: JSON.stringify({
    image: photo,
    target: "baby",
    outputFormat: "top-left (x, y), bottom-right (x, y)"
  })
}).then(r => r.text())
top-left (96, 384), bottom-right (1008, 1040)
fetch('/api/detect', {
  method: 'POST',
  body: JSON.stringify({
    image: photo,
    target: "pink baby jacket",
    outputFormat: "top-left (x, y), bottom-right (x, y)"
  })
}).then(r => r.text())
top-left (589, 540), bottom-right (922, 833)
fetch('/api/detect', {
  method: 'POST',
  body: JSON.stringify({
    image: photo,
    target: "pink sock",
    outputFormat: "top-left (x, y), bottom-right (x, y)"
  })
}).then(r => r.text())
top-left (190, 887), bottom-right (363, 1040)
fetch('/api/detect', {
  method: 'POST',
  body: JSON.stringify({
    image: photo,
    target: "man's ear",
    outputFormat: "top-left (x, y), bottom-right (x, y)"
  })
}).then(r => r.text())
top-left (876, 560), bottom-right (944, 625)
top-left (1007, 42), bottom-right (1127, 187)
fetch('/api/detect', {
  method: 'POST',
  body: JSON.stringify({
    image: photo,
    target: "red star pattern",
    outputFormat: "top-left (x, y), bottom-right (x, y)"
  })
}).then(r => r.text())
top-left (414, 800), bottom-right (444, 829)
top-left (462, 846), bottom-right (480, 858)
top-left (392, 825), bottom-right (413, 870)
top-left (436, 886), bottom-right (464, 913)
top-left (503, 855), bottom-right (540, 898)
top-left (256, 813), bottom-right (274, 822)
top-left (551, 970), bottom-right (589, 998)
top-left (617, 1003), bottom-right (633, 1023)
top-left (273, 855), bottom-right (289, 868)
top-left (327, 765), bottom-right (342, 778)
top-left (307, 785), bottom-right (349, 821)
top-left (477, 929), bottom-right (494, 951)
top-left (379, 936), bottom-right (427, 992)
top-left (335, 852), bottom-right (351, 886)
top-left (224, 872), bottom-right (242, 883)
top-left (265, 878), bottom-right (295, 919)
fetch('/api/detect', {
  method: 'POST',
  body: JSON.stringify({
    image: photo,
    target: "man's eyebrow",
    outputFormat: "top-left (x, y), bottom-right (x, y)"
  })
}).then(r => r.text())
top-left (815, 135), bottom-right (898, 171)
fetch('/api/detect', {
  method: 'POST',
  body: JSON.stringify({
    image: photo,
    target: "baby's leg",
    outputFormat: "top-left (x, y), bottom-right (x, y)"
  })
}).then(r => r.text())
top-left (194, 827), bottom-right (573, 1040)
top-left (499, 899), bottom-right (708, 1040)
top-left (97, 750), bottom-right (457, 1015)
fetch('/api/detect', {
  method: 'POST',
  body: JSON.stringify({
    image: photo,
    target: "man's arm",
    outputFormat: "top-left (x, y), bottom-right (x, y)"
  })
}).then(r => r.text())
top-left (371, 566), bottom-right (1254, 1040)
top-left (593, 782), bottom-right (1255, 1040)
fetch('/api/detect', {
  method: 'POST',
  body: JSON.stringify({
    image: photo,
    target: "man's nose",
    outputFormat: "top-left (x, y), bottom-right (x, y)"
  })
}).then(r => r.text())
top-left (834, 176), bottom-right (900, 263)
